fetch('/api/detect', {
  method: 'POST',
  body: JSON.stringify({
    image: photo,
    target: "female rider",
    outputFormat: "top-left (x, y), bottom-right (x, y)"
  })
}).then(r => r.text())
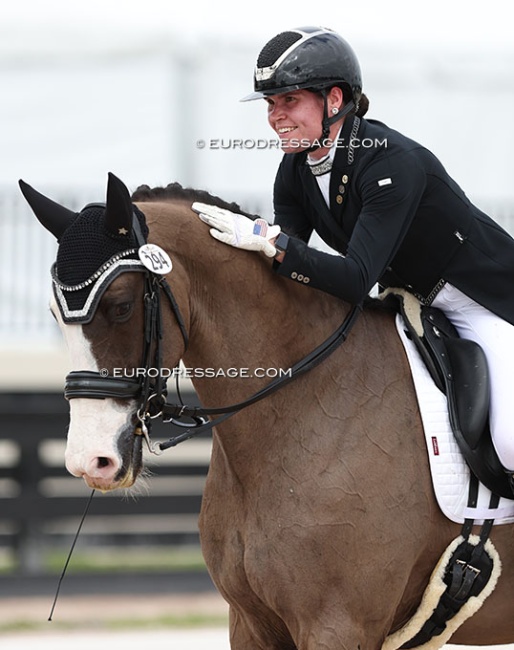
top-left (193, 26), bottom-right (514, 492)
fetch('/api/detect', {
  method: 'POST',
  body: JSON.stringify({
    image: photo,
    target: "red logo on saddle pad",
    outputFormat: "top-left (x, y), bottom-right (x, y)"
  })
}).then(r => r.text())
top-left (431, 437), bottom-right (440, 456)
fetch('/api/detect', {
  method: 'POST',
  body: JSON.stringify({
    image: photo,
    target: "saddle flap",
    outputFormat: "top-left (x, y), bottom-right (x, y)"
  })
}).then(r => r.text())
top-left (439, 338), bottom-right (489, 450)
top-left (421, 307), bottom-right (513, 500)
top-left (421, 307), bottom-right (489, 450)
top-left (381, 291), bottom-right (513, 500)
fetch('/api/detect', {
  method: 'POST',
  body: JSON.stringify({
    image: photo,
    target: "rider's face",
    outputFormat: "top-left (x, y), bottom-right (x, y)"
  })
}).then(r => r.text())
top-left (266, 90), bottom-right (325, 155)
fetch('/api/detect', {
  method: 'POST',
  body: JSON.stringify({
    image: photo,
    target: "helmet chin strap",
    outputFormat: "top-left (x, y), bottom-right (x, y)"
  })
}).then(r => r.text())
top-left (307, 91), bottom-right (355, 154)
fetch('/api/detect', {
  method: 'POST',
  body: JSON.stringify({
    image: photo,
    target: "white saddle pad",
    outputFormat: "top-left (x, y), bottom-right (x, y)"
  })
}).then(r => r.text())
top-left (396, 314), bottom-right (514, 525)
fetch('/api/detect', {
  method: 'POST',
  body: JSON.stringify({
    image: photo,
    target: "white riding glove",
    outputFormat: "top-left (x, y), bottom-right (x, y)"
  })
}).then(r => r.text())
top-left (192, 202), bottom-right (280, 258)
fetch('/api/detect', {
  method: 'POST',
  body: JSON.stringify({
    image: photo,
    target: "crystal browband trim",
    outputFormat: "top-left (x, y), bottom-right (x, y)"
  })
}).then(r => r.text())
top-left (51, 249), bottom-right (139, 291)
top-left (52, 257), bottom-right (147, 324)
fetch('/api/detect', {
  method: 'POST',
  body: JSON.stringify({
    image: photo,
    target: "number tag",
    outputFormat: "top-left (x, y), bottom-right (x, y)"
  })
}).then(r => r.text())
top-left (138, 244), bottom-right (173, 275)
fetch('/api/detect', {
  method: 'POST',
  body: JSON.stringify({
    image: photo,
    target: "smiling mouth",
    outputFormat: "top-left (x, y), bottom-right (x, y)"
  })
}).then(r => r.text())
top-left (277, 126), bottom-right (297, 134)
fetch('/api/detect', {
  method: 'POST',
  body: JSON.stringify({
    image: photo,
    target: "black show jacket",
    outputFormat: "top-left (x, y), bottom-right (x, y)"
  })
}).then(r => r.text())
top-left (273, 116), bottom-right (514, 325)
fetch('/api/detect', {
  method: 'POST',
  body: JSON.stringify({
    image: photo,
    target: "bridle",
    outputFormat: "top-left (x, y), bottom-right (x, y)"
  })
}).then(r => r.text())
top-left (63, 212), bottom-right (362, 455)
top-left (64, 268), bottom-right (361, 454)
top-left (63, 268), bottom-right (192, 444)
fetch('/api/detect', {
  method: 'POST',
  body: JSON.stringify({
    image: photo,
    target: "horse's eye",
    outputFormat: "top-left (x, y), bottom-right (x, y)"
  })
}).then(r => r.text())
top-left (112, 301), bottom-right (134, 321)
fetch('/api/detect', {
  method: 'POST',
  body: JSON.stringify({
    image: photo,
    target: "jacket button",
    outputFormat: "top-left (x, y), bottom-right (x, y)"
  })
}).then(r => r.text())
top-left (291, 272), bottom-right (297, 279)
top-left (336, 195), bottom-right (343, 205)
top-left (303, 277), bottom-right (310, 284)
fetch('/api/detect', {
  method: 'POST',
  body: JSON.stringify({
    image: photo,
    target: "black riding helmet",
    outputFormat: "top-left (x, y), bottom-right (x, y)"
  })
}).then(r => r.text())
top-left (241, 26), bottom-right (363, 145)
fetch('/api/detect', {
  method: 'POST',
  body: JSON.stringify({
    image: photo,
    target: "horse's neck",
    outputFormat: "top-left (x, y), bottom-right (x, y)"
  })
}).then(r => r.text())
top-left (149, 201), bottom-right (349, 451)
top-left (182, 244), bottom-right (348, 409)
top-left (183, 258), bottom-right (360, 485)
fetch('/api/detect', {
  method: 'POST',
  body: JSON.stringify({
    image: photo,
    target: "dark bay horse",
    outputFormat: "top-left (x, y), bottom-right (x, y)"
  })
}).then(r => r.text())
top-left (21, 174), bottom-right (514, 649)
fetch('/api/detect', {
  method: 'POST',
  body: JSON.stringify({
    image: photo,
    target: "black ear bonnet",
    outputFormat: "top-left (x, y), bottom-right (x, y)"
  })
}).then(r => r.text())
top-left (50, 203), bottom-right (149, 323)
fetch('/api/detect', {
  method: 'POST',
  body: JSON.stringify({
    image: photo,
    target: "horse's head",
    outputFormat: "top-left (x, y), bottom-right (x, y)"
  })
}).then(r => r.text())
top-left (20, 173), bottom-right (189, 491)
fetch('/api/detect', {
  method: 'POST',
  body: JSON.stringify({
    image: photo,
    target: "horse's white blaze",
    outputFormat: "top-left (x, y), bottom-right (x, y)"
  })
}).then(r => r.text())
top-left (51, 298), bottom-right (134, 484)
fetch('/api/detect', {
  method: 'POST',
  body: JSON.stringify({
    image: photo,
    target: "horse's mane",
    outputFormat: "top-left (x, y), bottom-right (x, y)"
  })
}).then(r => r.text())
top-left (131, 183), bottom-right (258, 219)
top-left (130, 183), bottom-right (399, 316)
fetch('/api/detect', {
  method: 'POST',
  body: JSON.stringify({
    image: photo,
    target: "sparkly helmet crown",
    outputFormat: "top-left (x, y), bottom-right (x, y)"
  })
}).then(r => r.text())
top-left (241, 26), bottom-right (362, 108)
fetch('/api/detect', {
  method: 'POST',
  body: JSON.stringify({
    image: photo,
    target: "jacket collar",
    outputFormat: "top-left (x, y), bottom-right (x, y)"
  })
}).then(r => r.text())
top-left (293, 116), bottom-right (363, 247)
top-left (297, 116), bottom-right (362, 224)
top-left (300, 116), bottom-right (362, 206)
top-left (330, 115), bottom-right (362, 173)
top-left (329, 115), bottom-right (362, 215)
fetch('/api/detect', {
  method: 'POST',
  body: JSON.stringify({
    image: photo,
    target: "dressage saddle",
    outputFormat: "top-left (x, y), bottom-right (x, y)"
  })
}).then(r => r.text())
top-left (391, 295), bottom-right (514, 500)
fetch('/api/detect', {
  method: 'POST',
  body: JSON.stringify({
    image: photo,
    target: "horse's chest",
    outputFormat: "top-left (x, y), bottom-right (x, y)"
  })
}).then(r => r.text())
top-left (199, 470), bottom-right (318, 606)
top-left (200, 508), bottom-right (291, 613)
top-left (198, 441), bottom-right (364, 604)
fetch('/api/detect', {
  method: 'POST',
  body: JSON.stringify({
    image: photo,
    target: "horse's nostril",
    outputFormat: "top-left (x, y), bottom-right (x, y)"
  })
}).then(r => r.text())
top-left (97, 457), bottom-right (111, 468)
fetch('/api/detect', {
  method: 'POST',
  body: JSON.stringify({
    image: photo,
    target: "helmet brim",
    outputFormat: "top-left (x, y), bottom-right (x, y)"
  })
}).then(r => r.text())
top-left (239, 85), bottom-right (308, 102)
top-left (239, 84), bottom-right (315, 103)
top-left (240, 91), bottom-right (267, 102)
top-left (240, 80), bottom-right (353, 103)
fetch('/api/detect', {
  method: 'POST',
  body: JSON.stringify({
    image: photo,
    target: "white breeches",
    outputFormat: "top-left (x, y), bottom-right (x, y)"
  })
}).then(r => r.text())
top-left (432, 283), bottom-right (514, 471)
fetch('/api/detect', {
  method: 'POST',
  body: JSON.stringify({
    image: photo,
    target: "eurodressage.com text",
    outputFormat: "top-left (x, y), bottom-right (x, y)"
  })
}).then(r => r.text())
top-left (106, 367), bottom-right (293, 379)
top-left (196, 137), bottom-right (389, 150)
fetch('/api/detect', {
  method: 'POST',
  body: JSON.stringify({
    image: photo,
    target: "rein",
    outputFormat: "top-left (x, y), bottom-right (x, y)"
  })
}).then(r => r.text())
top-left (64, 267), bottom-right (361, 454)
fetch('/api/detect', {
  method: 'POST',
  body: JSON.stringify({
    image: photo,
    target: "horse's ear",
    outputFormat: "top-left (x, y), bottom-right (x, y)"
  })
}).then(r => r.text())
top-left (104, 172), bottom-right (133, 237)
top-left (18, 179), bottom-right (77, 240)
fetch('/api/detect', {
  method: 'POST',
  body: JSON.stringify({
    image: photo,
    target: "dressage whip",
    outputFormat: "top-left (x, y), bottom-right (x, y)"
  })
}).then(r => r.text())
top-left (48, 489), bottom-right (96, 621)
